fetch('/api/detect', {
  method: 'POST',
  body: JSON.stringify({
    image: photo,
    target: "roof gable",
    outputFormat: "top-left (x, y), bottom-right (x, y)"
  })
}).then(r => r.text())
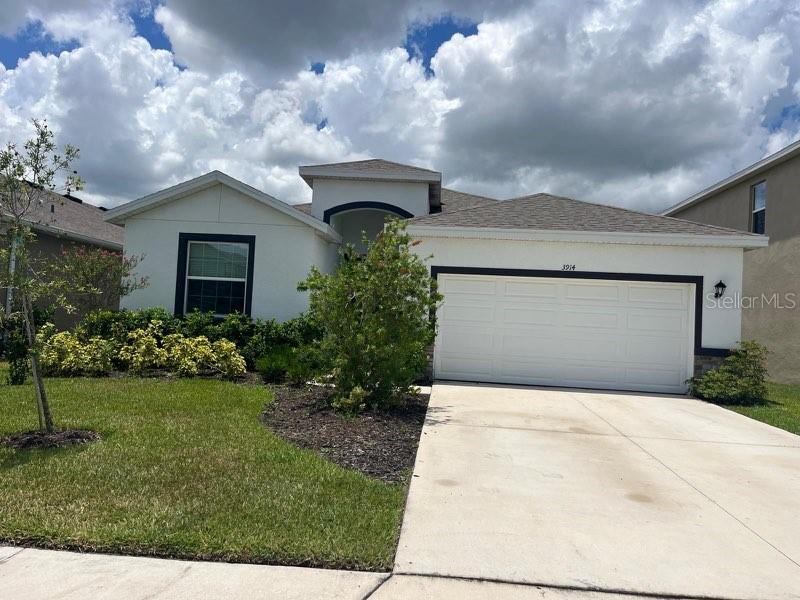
top-left (104, 171), bottom-right (340, 241)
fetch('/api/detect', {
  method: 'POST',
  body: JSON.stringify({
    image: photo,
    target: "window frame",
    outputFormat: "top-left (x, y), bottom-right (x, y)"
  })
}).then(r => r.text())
top-left (174, 233), bottom-right (256, 317)
top-left (750, 180), bottom-right (766, 234)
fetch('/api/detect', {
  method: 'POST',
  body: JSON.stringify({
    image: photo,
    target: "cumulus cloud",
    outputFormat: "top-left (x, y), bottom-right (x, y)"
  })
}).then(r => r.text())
top-left (0, 0), bottom-right (797, 213)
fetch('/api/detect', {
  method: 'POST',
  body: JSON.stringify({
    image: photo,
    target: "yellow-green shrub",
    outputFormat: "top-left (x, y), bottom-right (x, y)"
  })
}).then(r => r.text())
top-left (118, 323), bottom-right (246, 379)
top-left (119, 322), bottom-right (168, 373)
top-left (211, 339), bottom-right (247, 378)
top-left (39, 325), bottom-right (115, 376)
top-left (163, 334), bottom-right (216, 376)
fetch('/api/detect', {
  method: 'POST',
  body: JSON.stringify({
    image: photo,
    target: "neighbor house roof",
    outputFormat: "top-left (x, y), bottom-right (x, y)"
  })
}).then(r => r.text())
top-left (408, 193), bottom-right (767, 248)
top-left (299, 159), bottom-right (441, 187)
top-left (104, 171), bottom-right (341, 242)
top-left (17, 187), bottom-right (124, 250)
top-left (662, 138), bottom-right (800, 216)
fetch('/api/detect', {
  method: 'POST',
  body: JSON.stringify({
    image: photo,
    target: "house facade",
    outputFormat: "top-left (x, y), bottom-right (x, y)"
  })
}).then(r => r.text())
top-left (664, 140), bottom-right (800, 383)
top-left (107, 159), bottom-right (765, 394)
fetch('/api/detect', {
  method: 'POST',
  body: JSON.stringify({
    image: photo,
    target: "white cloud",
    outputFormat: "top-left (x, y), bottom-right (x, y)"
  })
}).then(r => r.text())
top-left (0, 0), bottom-right (797, 213)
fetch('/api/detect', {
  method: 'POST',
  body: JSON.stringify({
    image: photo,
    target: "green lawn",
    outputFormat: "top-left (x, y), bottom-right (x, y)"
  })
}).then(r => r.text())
top-left (728, 383), bottom-right (800, 436)
top-left (0, 374), bottom-right (406, 570)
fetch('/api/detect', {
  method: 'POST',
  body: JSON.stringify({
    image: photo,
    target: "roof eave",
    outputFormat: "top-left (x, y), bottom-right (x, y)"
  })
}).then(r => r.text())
top-left (406, 224), bottom-right (769, 249)
top-left (104, 171), bottom-right (341, 243)
top-left (297, 166), bottom-right (441, 187)
top-left (30, 221), bottom-right (123, 250)
top-left (662, 139), bottom-right (800, 216)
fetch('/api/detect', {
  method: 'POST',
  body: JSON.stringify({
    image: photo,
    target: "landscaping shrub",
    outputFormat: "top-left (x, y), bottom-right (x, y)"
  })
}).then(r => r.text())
top-left (299, 219), bottom-right (442, 411)
top-left (286, 343), bottom-right (328, 384)
top-left (39, 325), bottom-right (115, 376)
top-left (81, 307), bottom-right (180, 344)
top-left (210, 339), bottom-right (247, 378)
top-left (689, 341), bottom-right (769, 405)
top-left (119, 322), bottom-right (168, 373)
top-left (256, 345), bottom-right (294, 383)
top-left (116, 322), bottom-right (246, 379)
top-left (76, 308), bottom-right (319, 373)
top-left (163, 333), bottom-right (216, 376)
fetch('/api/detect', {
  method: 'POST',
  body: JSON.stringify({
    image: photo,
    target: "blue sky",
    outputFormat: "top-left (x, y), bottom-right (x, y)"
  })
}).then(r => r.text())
top-left (0, 21), bottom-right (78, 68)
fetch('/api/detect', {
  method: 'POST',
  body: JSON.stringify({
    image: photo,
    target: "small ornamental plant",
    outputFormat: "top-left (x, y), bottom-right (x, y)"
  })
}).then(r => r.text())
top-left (299, 219), bottom-right (442, 412)
top-left (689, 341), bottom-right (769, 405)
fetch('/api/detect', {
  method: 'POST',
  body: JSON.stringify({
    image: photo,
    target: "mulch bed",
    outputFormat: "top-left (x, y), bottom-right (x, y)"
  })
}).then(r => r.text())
top-left (261, 385), bottom-right (429, 483)
top-left (2, 429), bottom-right (101, 450)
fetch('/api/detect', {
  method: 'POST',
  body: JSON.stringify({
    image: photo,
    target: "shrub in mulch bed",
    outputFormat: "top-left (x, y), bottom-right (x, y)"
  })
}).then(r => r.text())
top-left (261, 384), bottom-right (429, 483)
top-left (2, 429), bottom-right (101, 450)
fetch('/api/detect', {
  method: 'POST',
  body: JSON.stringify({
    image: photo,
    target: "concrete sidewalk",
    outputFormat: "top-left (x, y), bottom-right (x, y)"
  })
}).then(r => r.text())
top-left (0, 546), bottom-right (386, 600)
top-left (0, 546), bottom-right (648, 599)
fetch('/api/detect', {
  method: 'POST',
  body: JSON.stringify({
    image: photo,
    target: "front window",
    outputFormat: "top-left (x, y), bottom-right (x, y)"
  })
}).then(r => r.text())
top-left (751, 181), bottom-right (766, 234)
top-left (185, 241), bottom-right (249, 316)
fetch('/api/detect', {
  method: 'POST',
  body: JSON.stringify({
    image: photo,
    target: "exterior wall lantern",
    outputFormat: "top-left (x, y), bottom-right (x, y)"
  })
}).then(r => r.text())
top-left (713, 280), bottom-right (727, 298)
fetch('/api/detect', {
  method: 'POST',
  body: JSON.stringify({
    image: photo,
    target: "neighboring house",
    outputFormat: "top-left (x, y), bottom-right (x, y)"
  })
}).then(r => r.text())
top-left (106, 159), bottom-right (765, 394)
top-left (663, 140), bottom-right (799, 383)
top-left (2, 188), bottom-right (124, 328)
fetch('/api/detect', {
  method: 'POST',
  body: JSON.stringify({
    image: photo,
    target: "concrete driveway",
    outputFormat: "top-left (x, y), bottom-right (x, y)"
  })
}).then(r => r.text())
top-left (393, 383), bottom-right (800, 600)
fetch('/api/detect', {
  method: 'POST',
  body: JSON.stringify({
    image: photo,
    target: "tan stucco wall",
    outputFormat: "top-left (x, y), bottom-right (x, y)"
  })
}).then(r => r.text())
top-left (742, 235), bottom-right (800, 384)
top-left (670, 153), bottom-right (800, 383)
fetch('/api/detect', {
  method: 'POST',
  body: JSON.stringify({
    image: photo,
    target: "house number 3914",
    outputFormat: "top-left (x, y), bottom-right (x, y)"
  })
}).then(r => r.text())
top-left (561, 264), bottom-right (576, 271)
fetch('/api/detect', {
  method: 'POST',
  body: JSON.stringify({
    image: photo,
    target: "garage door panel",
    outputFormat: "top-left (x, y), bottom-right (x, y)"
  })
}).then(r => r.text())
top-left (502, 307), bottom-right (559, 326)
top-left (439, 356), bottom-right (494, 379)
top-left (501, 332), bottom-right (623, 362)
top-left (627, 311), bottom-right (686, 333)
top-left (560, 309), bottom-right (620, 329)
top-left (435, 274), bottom-right (694, 394)
top-left (625, 337), bottom-right (688, 364)
top-left (503, 280), bottom-right (559, 299)
top-left (441, 303), bottom-right (495, 323)
top-left (625, 366), bottom-right (686, 388)
top-left (627, 284), bottom-right (687, 307)
top-left (565, 282), bottom-right (620, 302)
top-left (441, 277), bottom-right (496, 295)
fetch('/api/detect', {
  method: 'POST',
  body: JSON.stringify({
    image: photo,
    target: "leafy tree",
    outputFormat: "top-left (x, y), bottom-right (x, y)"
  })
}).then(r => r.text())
top-left (58, 246), bottom-right (148, 313)
top-left (0, 119), bottom-right (82, 432)
top-left (299, 219), bottom-right (442, 411)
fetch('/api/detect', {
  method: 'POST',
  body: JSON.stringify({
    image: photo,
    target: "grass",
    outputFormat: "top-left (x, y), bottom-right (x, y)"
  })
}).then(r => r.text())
top-left (727, 382), bottom-right (800, 436)
top-left (0, 373), bottom-right (407, 570)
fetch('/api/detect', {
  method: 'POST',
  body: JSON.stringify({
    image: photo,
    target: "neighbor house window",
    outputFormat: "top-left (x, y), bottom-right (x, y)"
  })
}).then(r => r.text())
top-left (751, 181), bottom-right (766, 234)
top-left (175, 234), bottom-right (255, 316)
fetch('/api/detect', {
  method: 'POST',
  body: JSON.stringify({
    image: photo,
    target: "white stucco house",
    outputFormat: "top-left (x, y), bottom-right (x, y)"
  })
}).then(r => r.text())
top-left (105, 159), bottom-right (767, 394)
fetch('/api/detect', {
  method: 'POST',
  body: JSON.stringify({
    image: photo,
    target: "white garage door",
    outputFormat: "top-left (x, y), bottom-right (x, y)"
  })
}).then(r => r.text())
top-left (435, 274), bottom-right (695, 394)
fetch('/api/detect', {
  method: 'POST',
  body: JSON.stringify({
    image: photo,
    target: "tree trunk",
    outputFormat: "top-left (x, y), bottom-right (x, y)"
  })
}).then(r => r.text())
top-left (21, 292), bottom-right (54, 433)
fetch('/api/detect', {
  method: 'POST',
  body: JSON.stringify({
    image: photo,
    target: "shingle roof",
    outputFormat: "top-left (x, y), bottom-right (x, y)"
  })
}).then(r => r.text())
top-left (299, 159), bottom-right (441, 187)
top-left (293, 202), bottom-right (313, 215)
top-left (410, 192), bottom-right (759, 237)
top-left (26, 188), bottom-right (124, 248)
top-left (301, 158), bottom-right (440, 176)
top-left (440, 188), bottom-right (498, 212)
